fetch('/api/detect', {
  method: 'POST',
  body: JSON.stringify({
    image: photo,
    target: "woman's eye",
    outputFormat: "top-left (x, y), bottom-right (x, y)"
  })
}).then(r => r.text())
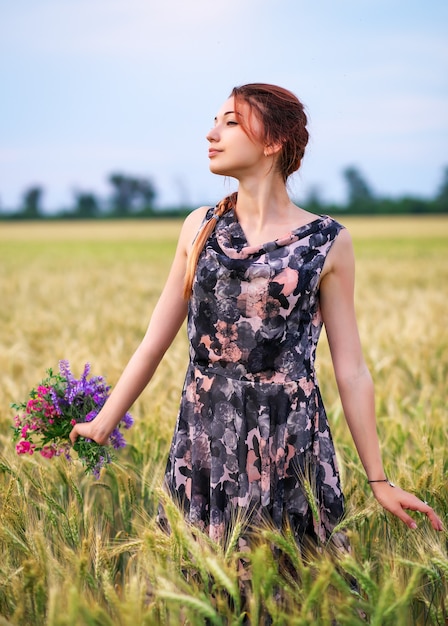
top-left (226, 120), bottom-right (238, 126)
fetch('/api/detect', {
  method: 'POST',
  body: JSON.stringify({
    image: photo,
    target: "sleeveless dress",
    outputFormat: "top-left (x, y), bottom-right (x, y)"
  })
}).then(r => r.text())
top-left (162, 208), bottom-right (347, 547)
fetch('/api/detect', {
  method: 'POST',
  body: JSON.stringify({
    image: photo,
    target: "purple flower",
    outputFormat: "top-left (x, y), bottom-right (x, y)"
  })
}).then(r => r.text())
top-left (59, 360), bottom-right (74, 383)
top-left (92, 461), bottom-right (103, 480)
top-left (85, 410), bottom-right (98, 422)
top-left (48, 387), bottom-right (63, 414)
top-left (110, 428), bottom-right (126, 450)
top-left (122, 412), bottom-right (134, 429)
top-left (13, 361), bottom-right (133, 478)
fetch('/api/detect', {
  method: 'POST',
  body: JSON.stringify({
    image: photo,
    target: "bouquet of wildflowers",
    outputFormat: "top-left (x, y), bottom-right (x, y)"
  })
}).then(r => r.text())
top-left (12, 360), bottom-right (133, 478)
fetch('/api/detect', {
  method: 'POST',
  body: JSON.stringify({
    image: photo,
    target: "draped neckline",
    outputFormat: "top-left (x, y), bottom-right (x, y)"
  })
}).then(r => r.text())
top-left (213, 208), bottom-right (327, 260)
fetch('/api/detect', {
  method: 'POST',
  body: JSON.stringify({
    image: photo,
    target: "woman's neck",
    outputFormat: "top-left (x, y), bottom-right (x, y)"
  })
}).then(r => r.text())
top-left (231, 177), bottom-right (316, 246)
top-left (235, 177), bottom-right (292, 220)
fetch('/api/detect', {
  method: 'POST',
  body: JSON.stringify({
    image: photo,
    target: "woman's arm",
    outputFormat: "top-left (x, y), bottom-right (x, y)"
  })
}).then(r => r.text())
top-left (320, 229), bottom-right (443, 531)
top-left (69, 207), bottom-right (208, 446)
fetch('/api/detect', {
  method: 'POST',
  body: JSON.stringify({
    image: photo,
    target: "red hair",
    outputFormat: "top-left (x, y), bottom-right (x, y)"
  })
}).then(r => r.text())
top-left (231, 83), bottom-right (309, 181)
top-left (183, 192), bottom-right (237, 299)
top-left (183, 84), bottom-right (309, 299)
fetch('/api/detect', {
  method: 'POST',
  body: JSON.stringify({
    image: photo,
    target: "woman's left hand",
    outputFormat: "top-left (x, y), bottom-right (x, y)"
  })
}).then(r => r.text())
top-left (371, 482), bottom-right (444, 531)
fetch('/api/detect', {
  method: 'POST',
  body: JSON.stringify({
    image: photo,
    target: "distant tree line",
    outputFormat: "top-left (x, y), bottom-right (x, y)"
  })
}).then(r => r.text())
top-left (0, 173), bottom-right (162, 221)
top-left (1, 166), bottom-right (447, 220)
top-left (303, 165), bottom-right (448, 216)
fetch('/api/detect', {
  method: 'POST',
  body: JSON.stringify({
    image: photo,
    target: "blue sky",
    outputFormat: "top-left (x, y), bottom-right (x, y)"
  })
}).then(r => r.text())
top-left (1, 0), bottom-right (447, 211)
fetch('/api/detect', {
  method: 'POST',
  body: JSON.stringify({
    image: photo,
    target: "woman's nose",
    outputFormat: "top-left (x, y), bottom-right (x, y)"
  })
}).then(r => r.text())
top-left (206, 127), bottom-right (219, 142)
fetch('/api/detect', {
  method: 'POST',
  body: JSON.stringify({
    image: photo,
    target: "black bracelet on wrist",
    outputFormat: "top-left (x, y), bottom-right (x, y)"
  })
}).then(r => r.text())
top-left (368, 477), bottom-right (395, 487)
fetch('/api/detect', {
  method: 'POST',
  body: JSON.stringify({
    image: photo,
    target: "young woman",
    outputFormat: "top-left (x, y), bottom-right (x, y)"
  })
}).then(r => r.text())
top-left (70, 83), bottom-right (443, 546)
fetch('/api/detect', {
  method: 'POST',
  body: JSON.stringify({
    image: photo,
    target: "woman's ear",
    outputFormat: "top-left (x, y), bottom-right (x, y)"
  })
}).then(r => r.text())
top-left (264, 142), bottom-right (283, 157)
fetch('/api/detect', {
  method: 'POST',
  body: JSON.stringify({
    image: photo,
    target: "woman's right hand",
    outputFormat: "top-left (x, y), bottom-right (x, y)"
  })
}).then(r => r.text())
top-left (69, 419), bottom-right (109, 446)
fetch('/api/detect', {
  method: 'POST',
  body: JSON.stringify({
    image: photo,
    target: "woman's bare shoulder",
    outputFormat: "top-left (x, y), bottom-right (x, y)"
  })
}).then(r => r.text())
top-left (183, 205), bottom-right (211, 228)
top-left (178, 205), bottom-right (212, 249)
top-left (321, 226), bottom-right (355, 281)
top-left (333, 225), bottom-right (354, 252)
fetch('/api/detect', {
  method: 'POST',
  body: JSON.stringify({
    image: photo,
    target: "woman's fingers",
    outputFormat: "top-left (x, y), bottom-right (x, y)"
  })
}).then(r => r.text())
top-left (421, 505), bottom-right (444, 531)
top-left (399, 496), bottom-right (444, 531)
top-left (69, 422), bottom-right (97, 445)
top-left (383, 489), bottom-right (444, 531)
top-left (69, 425), bottom-right (79, 445)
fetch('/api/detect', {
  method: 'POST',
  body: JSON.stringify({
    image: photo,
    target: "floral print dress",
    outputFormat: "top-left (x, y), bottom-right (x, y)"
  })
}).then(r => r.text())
top-left (162, 208), bottom-right (347, 547)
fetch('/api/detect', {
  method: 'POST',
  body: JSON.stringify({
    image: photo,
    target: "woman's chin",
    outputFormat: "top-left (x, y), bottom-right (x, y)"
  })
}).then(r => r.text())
top-left (209, 163), bottom-right (235, 178)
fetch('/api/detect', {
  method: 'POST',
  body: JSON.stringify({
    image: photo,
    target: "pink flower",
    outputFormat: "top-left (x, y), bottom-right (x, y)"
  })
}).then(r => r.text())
top-left (40, 446), bottom-right (56, 459)
top-left (16, 440), bottom-right (34, 455)
top-left (13, 361), bottom-right (133, 477)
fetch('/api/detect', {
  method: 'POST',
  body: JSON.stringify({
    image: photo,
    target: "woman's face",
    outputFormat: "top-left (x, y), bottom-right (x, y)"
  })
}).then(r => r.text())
top-left (206, 97), bottom-right (267, 179)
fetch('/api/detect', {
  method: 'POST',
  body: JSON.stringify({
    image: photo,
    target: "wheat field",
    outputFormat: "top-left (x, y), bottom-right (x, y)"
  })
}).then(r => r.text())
top-left (0, 216), bottom-right (447, 625)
